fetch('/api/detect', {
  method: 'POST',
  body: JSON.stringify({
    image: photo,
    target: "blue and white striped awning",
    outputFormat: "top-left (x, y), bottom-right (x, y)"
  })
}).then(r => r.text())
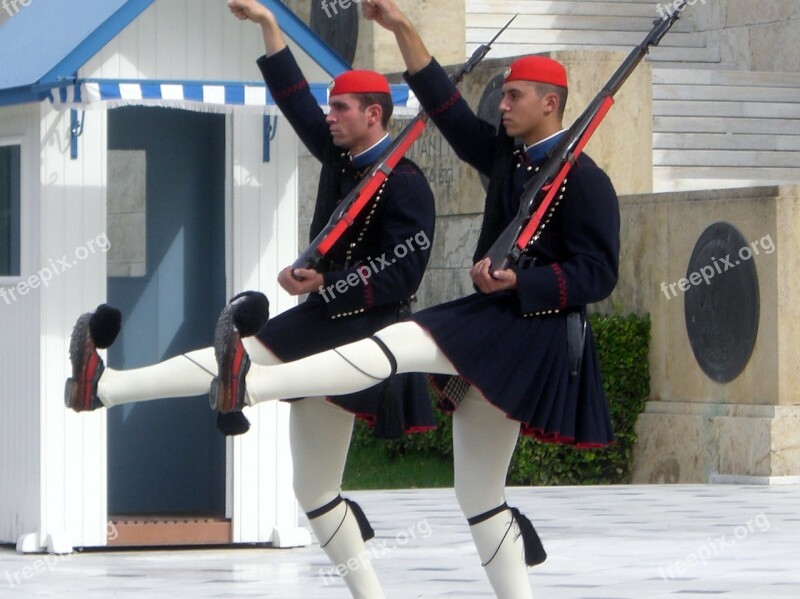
top-left (49, 79), bottom-right (419, 115)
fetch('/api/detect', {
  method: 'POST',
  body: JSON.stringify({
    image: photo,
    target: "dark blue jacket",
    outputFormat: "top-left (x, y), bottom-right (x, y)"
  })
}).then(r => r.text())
top-left (257, 48), bottom-right (436, 320)
top-left (253, 49), bottom-right (437, 436)
top-left (405, 58), bottom-right (619, 315)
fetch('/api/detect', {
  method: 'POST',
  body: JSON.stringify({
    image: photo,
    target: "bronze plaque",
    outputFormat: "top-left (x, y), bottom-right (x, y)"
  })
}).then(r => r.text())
top-left (684, 222), bottom-right (760, 383)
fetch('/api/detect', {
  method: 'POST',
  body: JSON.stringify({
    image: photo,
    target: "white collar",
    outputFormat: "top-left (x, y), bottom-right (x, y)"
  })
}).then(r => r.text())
top-left (524, 128), bottom-right (567, 152)
top-left (352, 133), bottom-right (391, 160)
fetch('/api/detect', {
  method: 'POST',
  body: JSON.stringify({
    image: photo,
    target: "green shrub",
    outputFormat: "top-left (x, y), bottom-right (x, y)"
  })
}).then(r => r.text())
top-left (349, 313), bottom-right (650, 487)
top-left (350, 395), bottom-right (453, 458)
top-left (508, 313), bottom-right (650, 485)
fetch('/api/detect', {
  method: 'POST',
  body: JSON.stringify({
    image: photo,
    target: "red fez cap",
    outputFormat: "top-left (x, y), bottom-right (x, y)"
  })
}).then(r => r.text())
top-left (504, 56), bottom-right (568, 88)
top-left (329, 70), bottom-right (391, 97)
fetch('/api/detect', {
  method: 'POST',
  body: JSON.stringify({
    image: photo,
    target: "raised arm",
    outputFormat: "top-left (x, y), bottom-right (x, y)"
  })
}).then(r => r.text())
top-left (228, 0), bottom-right (286, 56)
top-left (364, 0), bottom-right (497, 176)
top-left (362, 0), bottom-right (431, 74)
top-left (229, 0), bottom-right (329, 160)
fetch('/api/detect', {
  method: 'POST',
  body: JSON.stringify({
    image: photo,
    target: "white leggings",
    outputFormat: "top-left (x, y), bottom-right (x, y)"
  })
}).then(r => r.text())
top-left (243, 322), bottom-right (521, 517)
top-left (245, 322), bottom-right (455, 400)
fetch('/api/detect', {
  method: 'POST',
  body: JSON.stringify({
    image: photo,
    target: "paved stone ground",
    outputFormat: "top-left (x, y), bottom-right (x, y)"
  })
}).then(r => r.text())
top-left (1, 484), bottom-right (798, 598)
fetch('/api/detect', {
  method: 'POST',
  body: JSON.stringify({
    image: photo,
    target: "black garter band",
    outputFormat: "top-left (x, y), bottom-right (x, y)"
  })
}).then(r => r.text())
top-left (306, 495), bottom-right (375, 546)
top-left (369, 335), bottom-right (398, 376)
top-left (467, 503), bottom-right (547, 567)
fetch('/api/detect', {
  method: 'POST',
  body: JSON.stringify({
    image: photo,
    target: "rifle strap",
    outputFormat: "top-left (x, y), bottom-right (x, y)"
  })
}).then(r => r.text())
top-left (308, 143), bottom-right (343, 241)
top-left (567, 310), bottom-right (587, 380)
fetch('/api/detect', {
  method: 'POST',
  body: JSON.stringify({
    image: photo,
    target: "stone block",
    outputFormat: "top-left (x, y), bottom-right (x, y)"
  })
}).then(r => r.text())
top-left (624, 186), bottom-right (800, 482)
top-left (632, 402), bottom-right (800, 482)
top-left (632, 407), bottom-right (710, 483)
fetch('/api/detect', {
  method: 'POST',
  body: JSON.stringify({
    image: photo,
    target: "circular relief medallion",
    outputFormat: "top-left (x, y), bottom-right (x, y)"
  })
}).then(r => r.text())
top-left (684, 222), bottom-right (760, 383)
top-left (310, 0), bottom-right (358, 66)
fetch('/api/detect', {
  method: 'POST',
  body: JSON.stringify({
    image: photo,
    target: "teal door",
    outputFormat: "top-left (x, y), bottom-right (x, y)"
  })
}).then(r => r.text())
top-left (106, 107), bottom-right (226, 517)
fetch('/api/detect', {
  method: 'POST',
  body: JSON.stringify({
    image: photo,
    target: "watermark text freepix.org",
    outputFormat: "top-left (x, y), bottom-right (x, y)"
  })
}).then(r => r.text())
top-left (658, 513), bottom-right (770, 581)
top-left (656, 0), bottom-right (706, 21)
top-left (319, 518), bottom-right (432, 585)
top-left (660, 233), bottom-right (774, 300)
top-left (318, 230), bottom-right (430, 303)
top-left (320, 0), bottom-right (363, 19)
top-left (1, 233), bottom-right (111, 306)
top-left (2, 0), bottom-right (32, 18)
top-left (4, 522), bottom-right (119, 588)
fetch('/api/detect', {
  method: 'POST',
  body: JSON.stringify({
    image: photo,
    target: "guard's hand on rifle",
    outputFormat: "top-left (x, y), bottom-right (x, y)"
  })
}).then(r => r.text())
top-left (470, 258), bottom-right (517, 294)
top-left (278, 266), bottom-right (324, 296)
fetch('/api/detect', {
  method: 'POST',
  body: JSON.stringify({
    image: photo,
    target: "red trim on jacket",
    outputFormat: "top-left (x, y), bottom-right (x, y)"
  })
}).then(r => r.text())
top-left (551, 263), bottom-right (568, 309)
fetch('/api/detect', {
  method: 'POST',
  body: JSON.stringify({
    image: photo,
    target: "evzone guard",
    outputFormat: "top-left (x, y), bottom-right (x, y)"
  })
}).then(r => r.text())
top-left (207, 1), bottom-right (621, 596)
top-left (215, 0), bottom-right (618, 595)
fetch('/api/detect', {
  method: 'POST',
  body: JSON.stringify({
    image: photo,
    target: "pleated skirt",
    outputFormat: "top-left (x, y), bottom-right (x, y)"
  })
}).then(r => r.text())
top-left (413, 291), bottom-right (614, 448)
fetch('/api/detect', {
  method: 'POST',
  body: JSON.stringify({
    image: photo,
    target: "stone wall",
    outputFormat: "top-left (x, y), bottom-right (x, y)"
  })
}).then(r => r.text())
top-left (611, 184), bottom-right (800, 482)
top-left (356, 0), bottom-right (465, 73)
top-left (693, 0), bottom-right (800, 72)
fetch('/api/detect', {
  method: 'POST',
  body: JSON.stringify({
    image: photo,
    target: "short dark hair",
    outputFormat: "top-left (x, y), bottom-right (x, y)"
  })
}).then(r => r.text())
top-left (356, 92), bottom-right (393, 128)
top-left (534, 83), bottom-right (568, 120)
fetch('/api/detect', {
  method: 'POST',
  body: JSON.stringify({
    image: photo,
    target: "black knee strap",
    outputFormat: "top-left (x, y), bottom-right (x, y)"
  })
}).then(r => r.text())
top-left (306, 495), bottom-right (344, 520)
top-left (468, 503), bottom-right (513, 566)
top-left (332, 336), bottom-right (396, 382)
top-left (306, 495), bottom-right (375, 547)
top-left (467, 503), bottom-right (509, 526)
top-left (369, 336), bottom-right (397, 376)
top-left (467, 503), bottom-right (547, 567)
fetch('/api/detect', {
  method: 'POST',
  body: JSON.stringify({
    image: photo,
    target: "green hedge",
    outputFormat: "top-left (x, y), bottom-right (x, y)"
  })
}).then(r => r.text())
top-left (351, 313), bottom-right (650, 486)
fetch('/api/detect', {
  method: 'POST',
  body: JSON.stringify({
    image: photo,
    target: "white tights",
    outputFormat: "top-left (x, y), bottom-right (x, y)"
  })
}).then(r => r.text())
top-left (244, 322), bottom-right (456, 400)
top-left (243, 321), bottom-right (533, 598)
top-left (97, 336), bottom-right (277, 407)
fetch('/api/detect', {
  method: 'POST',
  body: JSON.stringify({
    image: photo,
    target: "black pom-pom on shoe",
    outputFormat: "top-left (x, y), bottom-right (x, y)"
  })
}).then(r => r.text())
top-left (89, 304), bottom-right (122, 349)
top-left (230, 291), bottom-right (270, 337)
top-left (216, 411), bottom-right (251, 436)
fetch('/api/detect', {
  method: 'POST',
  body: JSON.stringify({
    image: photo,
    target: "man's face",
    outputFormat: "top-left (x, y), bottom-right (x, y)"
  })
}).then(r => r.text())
top-left (326, 94), bottom-right (373, 151)
top-left (498, 81), bottom-right (552, 141)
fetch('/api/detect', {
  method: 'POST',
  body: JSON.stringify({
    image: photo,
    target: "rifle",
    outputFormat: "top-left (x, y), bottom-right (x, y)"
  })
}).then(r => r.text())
top-left (484, 0), bottom-right (687, 271)
top-left (292, 15), bottom-right (517, 276)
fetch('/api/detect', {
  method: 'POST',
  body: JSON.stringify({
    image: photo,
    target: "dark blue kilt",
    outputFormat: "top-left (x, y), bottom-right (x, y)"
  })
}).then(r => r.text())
top-left (256, 294), bottom-right (435, 433)
top-left (413, 291), bottom-right (614, 448)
